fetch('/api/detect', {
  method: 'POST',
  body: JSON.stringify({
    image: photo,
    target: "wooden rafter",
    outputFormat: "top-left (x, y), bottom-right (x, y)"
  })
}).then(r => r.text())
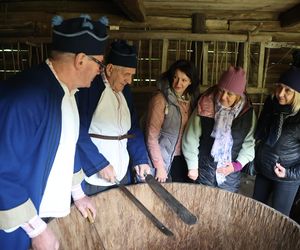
top-left (279, 3), bottom-right (300, 27)
top-left (113, 0), bottom-right (146, 22)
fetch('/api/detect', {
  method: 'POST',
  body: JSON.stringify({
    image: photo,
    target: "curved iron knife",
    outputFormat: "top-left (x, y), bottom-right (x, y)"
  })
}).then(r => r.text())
top-left (145, 175), bottom-right (198, 225)
top-left (115, 180), bottom-right (174, 236)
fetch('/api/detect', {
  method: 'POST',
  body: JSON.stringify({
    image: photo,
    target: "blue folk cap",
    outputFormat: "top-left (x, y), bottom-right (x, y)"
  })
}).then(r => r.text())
top-left (51, 15), bottom-right (109, 55)
top-left (279, 66), bottom-right (300, 93)
top-left (106, 40), bottom-right (137, 68)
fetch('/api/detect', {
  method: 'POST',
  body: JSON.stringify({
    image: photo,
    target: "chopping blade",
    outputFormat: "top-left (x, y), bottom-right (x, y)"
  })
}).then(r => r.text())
top-left (145, 174), bottom-right (198, 225)
top-left (115, 180), bottom-right (174, 236)
top-left (87, 209), bottom-right (106, 249)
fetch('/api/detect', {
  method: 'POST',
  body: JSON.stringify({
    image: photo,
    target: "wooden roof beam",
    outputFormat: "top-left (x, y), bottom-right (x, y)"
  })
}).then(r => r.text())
top-left (279, 3), bottom-right (300, 27)
top-left (113, 0), bottom-right (146, 22)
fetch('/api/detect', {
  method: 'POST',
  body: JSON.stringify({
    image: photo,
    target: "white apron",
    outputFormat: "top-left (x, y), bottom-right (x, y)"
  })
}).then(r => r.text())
top-left (85, 83), bottom-right (131, 186)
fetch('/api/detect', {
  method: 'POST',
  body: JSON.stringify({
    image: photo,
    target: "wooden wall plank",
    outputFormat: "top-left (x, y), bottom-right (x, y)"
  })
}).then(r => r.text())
top-left (109, 32), bottom-right (272, 42)
top-left (279, 3), bottom-right (300, 27)
top-left (113, 0), bottom-right (146, 22)
top-left (230, 20), bottom-right (300, 32)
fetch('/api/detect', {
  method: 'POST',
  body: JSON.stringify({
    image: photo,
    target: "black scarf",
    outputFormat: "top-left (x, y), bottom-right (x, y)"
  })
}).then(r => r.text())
top-left (266, 97), bottom-right (293, 146)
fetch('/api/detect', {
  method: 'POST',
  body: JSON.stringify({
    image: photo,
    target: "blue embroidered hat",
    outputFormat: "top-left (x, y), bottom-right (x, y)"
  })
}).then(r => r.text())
top-left (51, 14), bottom-right (109, 55)
top-left (106, 40), bottom-right (137, 68)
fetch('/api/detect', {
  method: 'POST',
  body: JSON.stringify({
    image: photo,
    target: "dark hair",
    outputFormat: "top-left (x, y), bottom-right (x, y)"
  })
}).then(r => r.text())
top-left (161, 59), bottom-right (199, 95)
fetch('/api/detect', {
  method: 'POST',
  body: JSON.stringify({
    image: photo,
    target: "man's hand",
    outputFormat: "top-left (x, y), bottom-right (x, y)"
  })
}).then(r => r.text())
top-left (31, 227), bottom-right (59, 250)
top-left (216, 162), bottom-right (234, 176)
top-left (274, 163), bottom-right (286, 178)
top-left (188, 169), bottom-right (198, 180)
top-left (74, 196), bottom-right (96, 221)
top-left (134, 164), bottom-right (151, 181)
top-left (98, 164), bottom-right (116, 183)
top-left (155, 167), bottom-right (168, 182)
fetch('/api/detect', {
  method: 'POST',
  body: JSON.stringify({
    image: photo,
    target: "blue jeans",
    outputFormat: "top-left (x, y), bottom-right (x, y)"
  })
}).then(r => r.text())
top-left (253, 174), bottom-right (300, 216)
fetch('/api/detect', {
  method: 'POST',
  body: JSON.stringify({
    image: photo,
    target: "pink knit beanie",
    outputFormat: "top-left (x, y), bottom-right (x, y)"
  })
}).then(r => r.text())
top-left (217, 66), bottom-right (246, 95)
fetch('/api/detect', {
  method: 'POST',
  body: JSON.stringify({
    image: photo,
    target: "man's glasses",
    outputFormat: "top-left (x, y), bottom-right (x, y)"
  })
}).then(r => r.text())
top-left (87, 56), bottom-right (106, 71)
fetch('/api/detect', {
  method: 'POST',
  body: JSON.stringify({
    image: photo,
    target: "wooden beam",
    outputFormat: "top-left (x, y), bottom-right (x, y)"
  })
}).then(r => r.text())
top-left (260, 32), bottom-right (300, 42)
top-left (230, 20), bottom-right (300, 32)
top-left (265, 42), bottom-right (300, 49)
top-left (0, 32), bottom-right (273, 44)
top-left (109, 32), bottom-right (272, 43)
top-left (113, 0), bottom-right (146, 22)
top-left (279, 3), bottom-right (300, 27)
top-left (0, 1), bottom-right (119, 13)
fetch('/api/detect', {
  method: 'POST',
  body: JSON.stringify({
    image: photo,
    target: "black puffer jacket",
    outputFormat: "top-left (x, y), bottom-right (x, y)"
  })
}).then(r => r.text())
top-left (197, 87), bottom-right (254, 192)
top-left (255, 95), bottom-right (300, 182)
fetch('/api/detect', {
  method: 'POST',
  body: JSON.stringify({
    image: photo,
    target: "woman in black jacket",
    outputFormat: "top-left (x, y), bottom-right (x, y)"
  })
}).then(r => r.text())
top-left (253, 66), bottom-right (300, 216)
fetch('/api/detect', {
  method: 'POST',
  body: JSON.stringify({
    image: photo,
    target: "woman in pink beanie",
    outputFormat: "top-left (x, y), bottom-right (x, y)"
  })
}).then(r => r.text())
top-left (182, 66), bottom-right (256, 192)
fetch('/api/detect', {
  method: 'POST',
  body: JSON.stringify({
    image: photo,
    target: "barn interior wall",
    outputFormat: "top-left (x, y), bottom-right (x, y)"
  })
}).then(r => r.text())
top-left (1, 38), bottom-right (299, 118)
top-left (1, 1), bottom-right (300, 118)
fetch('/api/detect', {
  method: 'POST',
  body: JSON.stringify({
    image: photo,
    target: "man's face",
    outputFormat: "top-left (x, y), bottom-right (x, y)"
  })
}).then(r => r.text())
top-left (107, 65), bottom-right (136, 92)
top-left (77, 55), bottom-right (104, 88)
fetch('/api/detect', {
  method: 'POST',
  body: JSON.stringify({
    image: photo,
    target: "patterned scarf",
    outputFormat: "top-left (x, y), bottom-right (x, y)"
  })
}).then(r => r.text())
top-left (211, 96), bottom-right (245, 185)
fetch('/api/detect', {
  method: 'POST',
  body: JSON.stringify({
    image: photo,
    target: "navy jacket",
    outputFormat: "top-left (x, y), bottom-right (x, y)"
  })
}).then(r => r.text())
top-left (0, 63), bottom-right (82, 249)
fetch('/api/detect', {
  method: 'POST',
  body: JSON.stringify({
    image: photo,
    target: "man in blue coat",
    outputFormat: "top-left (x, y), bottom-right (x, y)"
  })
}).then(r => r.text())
top-left (0, 15), bottom-right (108, 250)
top-left (76, 40), bottom-right (150, 195)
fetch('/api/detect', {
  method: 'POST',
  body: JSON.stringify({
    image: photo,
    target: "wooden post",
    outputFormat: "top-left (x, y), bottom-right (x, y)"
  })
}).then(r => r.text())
top-left (243, 41), bottom-right (249, 76)
top-left (192, 13), bottom-right (206, 33)
top-left (202, 42), bottom-right (208, 86)
top-left (161, 38), bottom-right (169, 73)
top-left (257, 42), bottom-right (266, 88)
top-left (148, 39), bottom-right (152, 86)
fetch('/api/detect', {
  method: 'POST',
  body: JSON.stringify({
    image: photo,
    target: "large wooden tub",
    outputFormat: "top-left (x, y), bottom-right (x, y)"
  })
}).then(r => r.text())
top-left (49, 183), bottom-right (300, 249)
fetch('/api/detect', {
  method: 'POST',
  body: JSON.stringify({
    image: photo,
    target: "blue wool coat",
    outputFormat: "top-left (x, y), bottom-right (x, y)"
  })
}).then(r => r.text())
top-left (0, 63), bottom-right (82, 250)
top-left (76, 75), bottom-right (149, 177)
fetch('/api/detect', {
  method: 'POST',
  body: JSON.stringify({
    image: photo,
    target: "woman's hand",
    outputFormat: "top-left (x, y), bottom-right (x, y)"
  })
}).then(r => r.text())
top-left (274, 163), bottom-right (286, 178)
top-left (216, 163), bottom-right (234, 176)
top-left (188, 169), bottom-right (198, 180)
top-left (155, 167), bottom-right (168, 182)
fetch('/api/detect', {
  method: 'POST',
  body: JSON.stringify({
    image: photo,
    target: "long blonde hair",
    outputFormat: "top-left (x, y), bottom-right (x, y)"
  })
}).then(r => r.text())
top-left (292, 90), bottom-right (300, 113)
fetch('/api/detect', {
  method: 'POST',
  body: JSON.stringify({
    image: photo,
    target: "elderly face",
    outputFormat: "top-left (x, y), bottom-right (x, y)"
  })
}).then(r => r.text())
top-left (172, 69), bottom-right (191, 96)
top-left (217, 87), bottom-right (240, 108)
top-left (275, 83), bottom-right (295, 105)
top-left (106, 64), bottom-right (136, 92)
